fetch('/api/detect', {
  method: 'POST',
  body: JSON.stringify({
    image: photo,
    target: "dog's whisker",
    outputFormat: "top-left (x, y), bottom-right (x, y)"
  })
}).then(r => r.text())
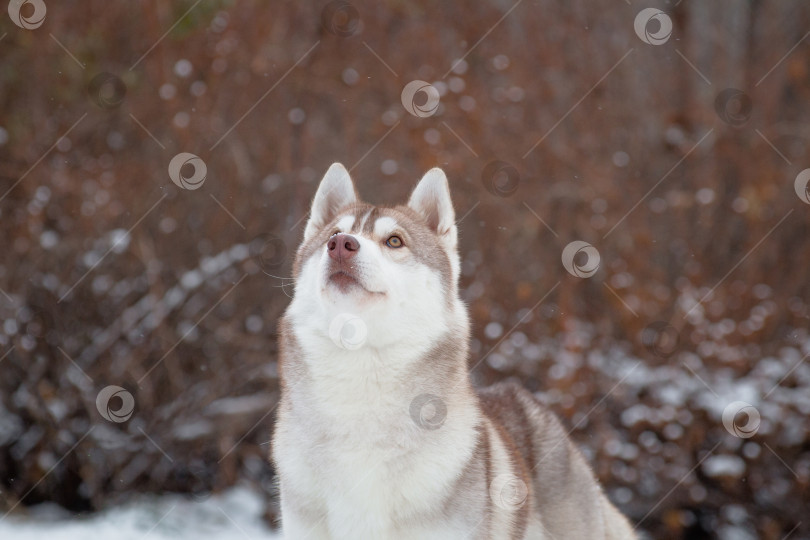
top-left (260, 271), bottom-right (294, 280)
top-left (273, 282), bottom-right (294, 299)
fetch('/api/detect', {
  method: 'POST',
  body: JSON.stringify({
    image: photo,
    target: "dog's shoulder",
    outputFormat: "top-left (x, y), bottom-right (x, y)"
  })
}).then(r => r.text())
top-left (478, 381), bottom-right (536, 447)
top-left (477, 380), bottom-right (577, 479)
top-left (477, 380), bottom-right (557, 436)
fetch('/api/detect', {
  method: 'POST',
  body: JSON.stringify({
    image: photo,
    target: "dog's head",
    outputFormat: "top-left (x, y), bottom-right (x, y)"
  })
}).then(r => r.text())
top-left (286, 163), bottom-right (464, 352)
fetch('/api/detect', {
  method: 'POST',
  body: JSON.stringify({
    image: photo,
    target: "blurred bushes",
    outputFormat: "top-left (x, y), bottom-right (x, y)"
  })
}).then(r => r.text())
top-left (0, 0), bottom-right (809, 537)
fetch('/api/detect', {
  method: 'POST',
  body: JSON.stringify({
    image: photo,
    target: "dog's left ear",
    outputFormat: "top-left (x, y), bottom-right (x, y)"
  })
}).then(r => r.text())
top-left (408, 168), bottom-right (456, 236)
top-left (408, 168), bottom-right (460, 279)
top-left (304, 163), bottom-right (357, 242)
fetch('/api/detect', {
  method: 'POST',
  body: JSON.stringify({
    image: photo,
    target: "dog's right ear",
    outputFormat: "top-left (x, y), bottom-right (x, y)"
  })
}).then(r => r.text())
top-left (304, 163), bottom-right (357, 242)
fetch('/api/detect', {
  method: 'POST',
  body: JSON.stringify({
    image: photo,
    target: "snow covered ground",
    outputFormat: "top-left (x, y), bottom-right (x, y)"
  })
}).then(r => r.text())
top-left (0, 486), bottom-right (281, 540)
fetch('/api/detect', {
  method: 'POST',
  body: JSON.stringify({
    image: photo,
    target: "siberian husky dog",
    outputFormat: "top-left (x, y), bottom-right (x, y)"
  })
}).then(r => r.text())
top-left (271, 163), bottom-right (637, 539)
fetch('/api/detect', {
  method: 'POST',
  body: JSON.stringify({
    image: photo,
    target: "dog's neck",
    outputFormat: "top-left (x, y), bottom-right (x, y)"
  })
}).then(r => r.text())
top-left (281, 311), bottom-right (472, 423)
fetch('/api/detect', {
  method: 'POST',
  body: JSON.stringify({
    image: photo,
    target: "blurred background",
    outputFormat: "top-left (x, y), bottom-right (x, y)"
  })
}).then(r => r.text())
top-left (1, 0), bottom-right (809, 538)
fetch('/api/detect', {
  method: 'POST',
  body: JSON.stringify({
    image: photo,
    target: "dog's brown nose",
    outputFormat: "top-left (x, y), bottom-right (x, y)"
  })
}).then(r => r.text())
top-left (327, 233), bottom-right (360, 261)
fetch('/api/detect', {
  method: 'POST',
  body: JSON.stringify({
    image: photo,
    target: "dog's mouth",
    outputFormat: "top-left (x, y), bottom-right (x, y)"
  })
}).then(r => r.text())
top-left (327, 270), bottom-right (383, 295)
top-left (329, 270), bottom-right (361, 289)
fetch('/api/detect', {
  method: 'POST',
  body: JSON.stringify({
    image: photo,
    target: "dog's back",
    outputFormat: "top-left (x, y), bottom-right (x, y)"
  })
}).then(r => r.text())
top-left (478, 381), bottom-right (636, 538)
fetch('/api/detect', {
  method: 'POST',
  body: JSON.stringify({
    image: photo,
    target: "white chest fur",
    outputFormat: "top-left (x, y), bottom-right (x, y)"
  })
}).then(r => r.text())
top-left (273, 332), bottom-right (482, 539)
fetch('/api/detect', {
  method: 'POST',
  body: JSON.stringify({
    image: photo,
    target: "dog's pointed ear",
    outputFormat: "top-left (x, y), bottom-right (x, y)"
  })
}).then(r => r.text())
top-left (304, 163), bottom-right (357, 241)
top-left (408, 168), bottom-right (460, 282)
top-left (408, 168), bottom-right (456, 237)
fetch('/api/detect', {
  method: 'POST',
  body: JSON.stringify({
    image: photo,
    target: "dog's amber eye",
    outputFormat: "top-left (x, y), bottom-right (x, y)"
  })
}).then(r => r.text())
top-left (386, 235), bottom-right (403, 248)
